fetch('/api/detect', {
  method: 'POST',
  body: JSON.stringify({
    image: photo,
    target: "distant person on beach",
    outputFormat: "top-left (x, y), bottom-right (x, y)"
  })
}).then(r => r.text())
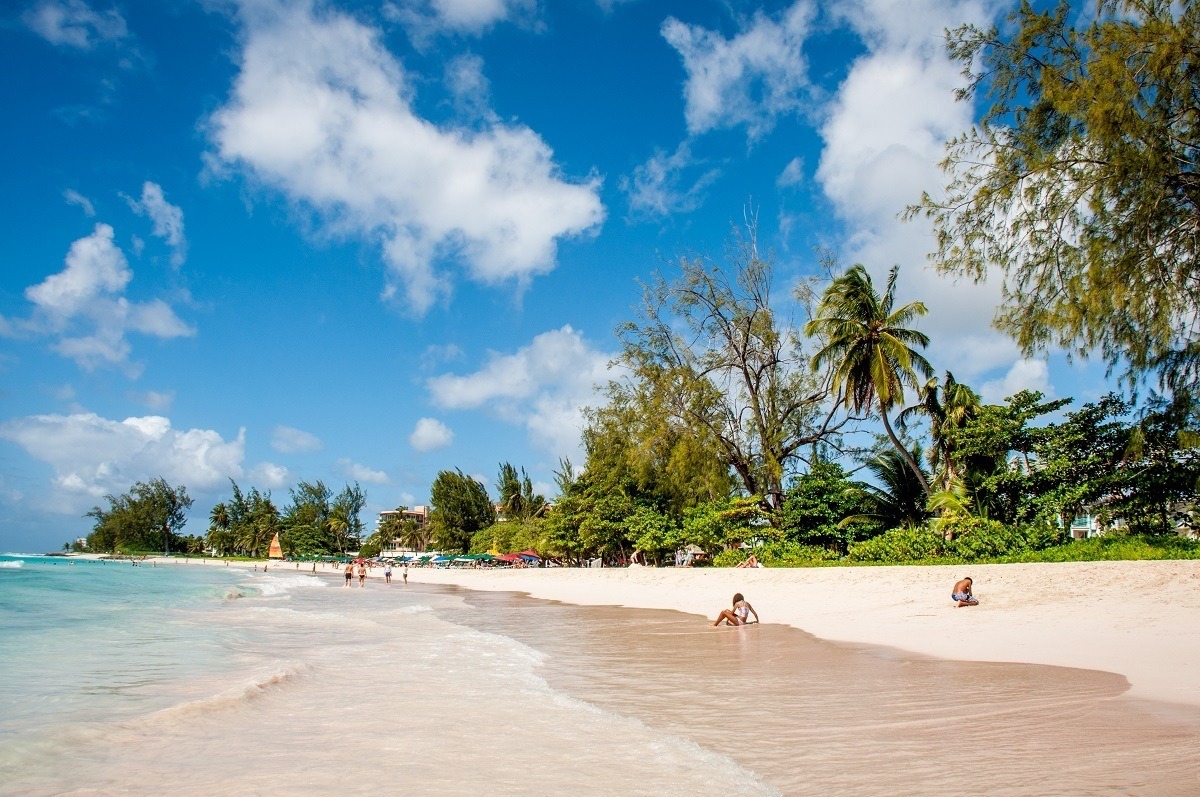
top-left (384, 562), bottom-right (393, 585)
top-left (402, 563), bottom-right (408, 585)
top-left (952, 577), bottom-right (978, 607)
top-left (357, 562), bottom-right (367, 587)
top-left (713, 593), bottom-right (759, 626)
top-left (344, 562), bottom-right (353, 587)
top-left (737, 555), bottom-right (762, 569)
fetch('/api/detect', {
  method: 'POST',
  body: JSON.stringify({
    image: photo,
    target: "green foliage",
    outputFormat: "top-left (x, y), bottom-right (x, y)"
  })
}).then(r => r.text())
top-left (607, 221), bottom-right (839, 512)
top-left (1006, 534), bottom-right (1200, 563)
top-left (847, 519), bottom-right (1065, 563)
top-left (429, 469), bottom-right (494, 553)
top-left (779, 462), bottom-right (873, 552)
top-left (495, 463), bottom-right (546, 521)
top-left (624, 505), bottom-right (680, 563)
top-left (856, 446), bottom-right (930, 530)
top-left (86, 478), bottom-right (193, 554)
top-left (469, 519), bottom-right (546, 555)
top-left (911, 0), bottom-right (1200, 390)
top-left (713, 541), bottom-right (841, 567)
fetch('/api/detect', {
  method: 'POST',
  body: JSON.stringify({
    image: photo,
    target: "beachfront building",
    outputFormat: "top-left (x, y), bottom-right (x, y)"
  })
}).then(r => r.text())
top-left (378, 505), bottom-right (430, 557)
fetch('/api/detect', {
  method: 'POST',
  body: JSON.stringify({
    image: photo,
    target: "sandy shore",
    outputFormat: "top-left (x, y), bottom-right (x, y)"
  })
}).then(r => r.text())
top-left (123, 554), bottom-right (1200, 709)
top-left (400, 560), bottom-right (1200, 710)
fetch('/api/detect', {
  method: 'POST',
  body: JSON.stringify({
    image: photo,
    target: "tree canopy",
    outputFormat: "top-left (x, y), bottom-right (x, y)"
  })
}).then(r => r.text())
top-left (910, 0), bottom-right (1200, 391)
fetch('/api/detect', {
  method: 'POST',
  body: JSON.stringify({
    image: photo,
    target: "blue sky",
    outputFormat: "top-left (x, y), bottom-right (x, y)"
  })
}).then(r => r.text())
top-left (0, 0), bottom-right (1110, 552)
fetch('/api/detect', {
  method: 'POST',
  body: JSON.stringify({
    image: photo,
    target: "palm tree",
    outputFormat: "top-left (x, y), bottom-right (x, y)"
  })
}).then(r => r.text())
top-left (857, 446), bottom-right (931, 529)
top-left (899, 371), bottom-right (981, 491)
top-left (807, 265), bottom-right (933, 493)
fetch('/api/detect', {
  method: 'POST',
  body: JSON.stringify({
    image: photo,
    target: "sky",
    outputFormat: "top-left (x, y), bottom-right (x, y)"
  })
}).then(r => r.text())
top-left (0, 0), bottom-right (1112, 552)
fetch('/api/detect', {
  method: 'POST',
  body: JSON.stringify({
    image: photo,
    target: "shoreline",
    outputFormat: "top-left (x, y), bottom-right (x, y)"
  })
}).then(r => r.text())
top-left (403, 560), bottom-right (1200, 710)
top-left (102, 554), bottom-right (1200, 709)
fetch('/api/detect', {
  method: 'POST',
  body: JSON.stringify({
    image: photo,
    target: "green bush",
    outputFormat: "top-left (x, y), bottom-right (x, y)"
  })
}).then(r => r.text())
top-left (846, 526), bottom-right (948, 563)
top-left (944, 518), bottom-right (1064, 559)
top-left (1010, 534), bottom-right (1200, 562)
top-left (714, 541), bottom-right (841, 567)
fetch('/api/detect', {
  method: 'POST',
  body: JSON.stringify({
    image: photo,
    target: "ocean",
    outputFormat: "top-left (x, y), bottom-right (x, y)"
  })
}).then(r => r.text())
top-left (2, 554), bottom-right (1198, 796)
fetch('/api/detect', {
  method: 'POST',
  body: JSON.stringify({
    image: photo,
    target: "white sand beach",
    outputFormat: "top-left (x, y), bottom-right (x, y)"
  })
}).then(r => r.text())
top-left (400, 560), bottom-right (1200, 710)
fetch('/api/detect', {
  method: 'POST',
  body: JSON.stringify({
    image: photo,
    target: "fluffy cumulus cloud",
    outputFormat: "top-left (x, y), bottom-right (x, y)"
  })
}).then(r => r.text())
top-left (662, 0), bottom-right (815, 139)
top-left (336, 458), bottom-right (389, 485)
top-left (249, 461), bottom-right (291, 488)
top-left (980, 358), bottom-right (1052, 404)
top-left (0, 413), bottom-right (245, 511)
top-left (3, 223), bottom-right (193, 374)
top-left (270, 425), bottom-right (323, 454)
top-left (621, 143), bottom-right (721, 219)
top-left (814, 0), bottom-right (1023, 384)
top-left (23, 0), bottom-right (128, 50)
top-left (208, 0), bottom-right (604, 314)
top-left (124, 182), bottom-right (187, 267)
top-left (408, 417), bottom-right (454, 451)
top-left (426, 325), bottom-right (611, 457)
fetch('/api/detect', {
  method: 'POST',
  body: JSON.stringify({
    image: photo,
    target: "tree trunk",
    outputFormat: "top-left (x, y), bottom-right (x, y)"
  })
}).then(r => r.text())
top-left (880, 405), bottom-right (930, 496)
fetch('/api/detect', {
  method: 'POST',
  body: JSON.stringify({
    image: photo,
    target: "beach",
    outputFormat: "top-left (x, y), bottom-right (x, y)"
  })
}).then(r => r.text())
top-left (399, 559), bottom-right (1200, 710)
top-left (5, 554), bottom-right (1200, 795)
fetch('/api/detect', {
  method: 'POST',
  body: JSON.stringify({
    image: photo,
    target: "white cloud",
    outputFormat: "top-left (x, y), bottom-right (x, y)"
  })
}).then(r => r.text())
top-left (209, 0), bottom-right (603, 314)
top-left (63, 189), bottom-right (95, 217)
top-left (621, 142), bottom-right (721, 219)
top-left (408, 417), bottom-right (454, 451)
top-left (426, 325), bottom-right (611, 457)
top-left (16, 224), bottom-right (193, 373)
top-left (127, 389), bottom-right (175, 412)
top-left (980, 359), bottom-right (1052, 404)
top-left (125, 182), bottom-right (187, 267)
top-left (337, 457), bottom-right (390, 485)
top-left (662, 1), bottom-right (816, 139)
top-left (445, 52), bottom-right (492, 119)
top-left (270, 425), bottom-right (323, 454)
top-left (383, 0), bottom-right (536, 38)
top-left (776, 156), bottom-right (804, 188)
top-left (814, 0), bottom-right (1014, 383)
top-left (0, 412), bottom-right (245, 511)
top-left (249, 461), bottom-right (290, 489)
top-left (24, 0), bottom-right (128, 50)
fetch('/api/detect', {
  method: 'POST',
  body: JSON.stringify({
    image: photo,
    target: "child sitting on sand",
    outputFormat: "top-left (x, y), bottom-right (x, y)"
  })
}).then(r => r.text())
top-left (952, 577), bottom-right (978, 607)
top-left (713, 593), bottom-right (759, 626)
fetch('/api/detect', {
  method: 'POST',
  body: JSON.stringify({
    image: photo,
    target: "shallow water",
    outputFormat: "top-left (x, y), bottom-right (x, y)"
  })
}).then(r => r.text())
top-left (2, 556), bottom-right (1197, 796)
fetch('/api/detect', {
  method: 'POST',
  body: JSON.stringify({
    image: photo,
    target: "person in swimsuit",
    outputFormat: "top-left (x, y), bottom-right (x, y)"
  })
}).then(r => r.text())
top-left (344, 562), bottom-right (353, 587)
top-left (384, 562), bottom-right (393, 584)
top-left (357, 562), bottom-right (367, 587)
top-left (402, 563), bottom-right (408, 585)
top-left (712, 592), bottom-right (759, 626)
top-left (952, 576), bottom-right (978, 607)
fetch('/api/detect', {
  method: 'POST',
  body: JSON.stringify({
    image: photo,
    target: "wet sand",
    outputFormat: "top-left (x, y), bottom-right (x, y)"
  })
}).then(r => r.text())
top-left (436, 584), bottom-right (1200, 796)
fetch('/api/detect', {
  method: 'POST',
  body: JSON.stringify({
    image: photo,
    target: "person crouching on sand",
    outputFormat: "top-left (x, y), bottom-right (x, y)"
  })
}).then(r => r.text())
top-left (713, 593), bottom-right (759, 626)
top-left (953, 577), bottom-right (978, 607)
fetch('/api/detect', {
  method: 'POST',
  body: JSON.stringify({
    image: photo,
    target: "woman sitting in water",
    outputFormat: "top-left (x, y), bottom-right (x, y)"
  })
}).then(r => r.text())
top-left (712, 593), bottom-right (759, 626)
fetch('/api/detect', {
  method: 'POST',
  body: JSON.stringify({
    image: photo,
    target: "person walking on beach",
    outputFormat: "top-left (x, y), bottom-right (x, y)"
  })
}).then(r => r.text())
top-left (384, 562), bottom-right (393, 585)
top-left (952, 577), bottom-right (978, 607)
top-left (344, 562), bottom-right (353, 587)
top-left (713, 593), bottom-right (759, 626)
top-left (402, 562), bottom-right (408, 585)
top-left (357, 561), bottom-right (367, 587)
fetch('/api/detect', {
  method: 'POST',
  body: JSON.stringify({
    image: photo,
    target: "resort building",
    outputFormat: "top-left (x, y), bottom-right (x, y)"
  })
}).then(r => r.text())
top-left (377, 505), bottom-right (430, 557)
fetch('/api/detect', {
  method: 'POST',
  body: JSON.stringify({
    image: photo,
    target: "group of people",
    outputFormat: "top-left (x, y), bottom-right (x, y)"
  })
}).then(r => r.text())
top-left (342, 559), bottom-right (409, 587)
top-left (710, 576), bottom-right (979, 627)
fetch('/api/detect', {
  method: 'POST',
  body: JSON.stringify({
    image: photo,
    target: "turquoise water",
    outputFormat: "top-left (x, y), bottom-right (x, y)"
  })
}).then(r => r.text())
top-left (0, 556), bottom-right (255, 738)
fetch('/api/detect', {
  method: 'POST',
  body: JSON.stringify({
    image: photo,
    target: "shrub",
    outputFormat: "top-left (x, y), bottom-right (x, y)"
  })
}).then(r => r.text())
top-left (714, 541), bottom-right (840, 567)
top-left (846, 526), bottom-right (948, 562)
top-left (945, 518), bottom-right (1064, 559)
